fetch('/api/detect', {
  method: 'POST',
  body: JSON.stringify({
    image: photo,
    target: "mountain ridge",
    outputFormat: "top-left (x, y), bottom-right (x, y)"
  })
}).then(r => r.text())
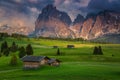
top-left (33, 5), bottom-right (120, 43)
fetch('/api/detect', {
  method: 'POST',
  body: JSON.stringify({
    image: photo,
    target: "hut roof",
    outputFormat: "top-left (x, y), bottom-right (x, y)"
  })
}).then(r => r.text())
top-left (21, 56), bottom-right (49, 62)
top-left (48, 58), bottom-right (61, 64)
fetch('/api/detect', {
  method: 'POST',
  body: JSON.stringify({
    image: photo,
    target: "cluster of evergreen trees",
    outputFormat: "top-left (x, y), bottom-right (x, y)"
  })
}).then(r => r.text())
top-left (18, 44), bottom-right (33, 58)
top-left (0, 41), bottom-right (18, 56)
top-left (0, 41), bottom-right (33, 58)
top-left (93, 46), bottom-right (103, 55)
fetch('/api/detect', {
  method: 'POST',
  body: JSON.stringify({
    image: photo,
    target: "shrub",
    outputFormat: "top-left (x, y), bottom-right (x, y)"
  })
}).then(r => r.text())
top-left (10, 55), bottom-right (18, 66)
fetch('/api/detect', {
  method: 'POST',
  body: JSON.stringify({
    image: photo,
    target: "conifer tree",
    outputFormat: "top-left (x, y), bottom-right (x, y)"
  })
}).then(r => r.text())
top-left (3, 48), bottom-right (10, 56)
top-left (93, 46), bottom-right (98, 55)
top-left (57, 48), bottom-right (60, 55)
top-left (1, 41), bottom-right (9, 53)
top-left (10, 42), bottom-right (18, 52)
top-left (18, 46), bottom-right (26, 58)
top-left (26, 44), bottom-right (33, 55)
top-left (98, 46), bottom-right (103, 55)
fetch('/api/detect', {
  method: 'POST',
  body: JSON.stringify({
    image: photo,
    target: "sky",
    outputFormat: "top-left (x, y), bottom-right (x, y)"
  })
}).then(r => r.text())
top-left (0, 0), bottom-right (120, 29)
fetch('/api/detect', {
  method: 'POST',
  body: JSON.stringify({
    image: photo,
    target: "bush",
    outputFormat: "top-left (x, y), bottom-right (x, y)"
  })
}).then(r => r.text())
top-left (10, 55), bottom-right (18, 66)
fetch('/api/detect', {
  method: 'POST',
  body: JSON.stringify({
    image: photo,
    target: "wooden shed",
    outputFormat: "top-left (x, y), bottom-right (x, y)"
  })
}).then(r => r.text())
top-left (67, 45), bottom-right (75, 48)
top-left (21, 56), bottom-right (49, 69)
top-left (53, 46), bottom-right (58, 48)
top-left (48, 58), bottom-right (61, 66)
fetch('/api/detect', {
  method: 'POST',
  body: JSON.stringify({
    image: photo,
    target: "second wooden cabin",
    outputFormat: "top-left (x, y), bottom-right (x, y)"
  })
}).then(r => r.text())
top-left (48, 58), bottom-right (61, 66)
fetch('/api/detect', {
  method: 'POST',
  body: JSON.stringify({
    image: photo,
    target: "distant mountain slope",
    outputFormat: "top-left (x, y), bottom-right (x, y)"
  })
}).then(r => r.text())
top-left (0, 24), bottom-right (32, 35)
top-left (91, 34), bottom-right (120, 44)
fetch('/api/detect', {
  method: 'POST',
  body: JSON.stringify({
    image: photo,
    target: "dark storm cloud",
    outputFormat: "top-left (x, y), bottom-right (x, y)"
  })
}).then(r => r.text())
top-left (0, 0), bottom-right (120, 28)
top-left (81, 0), bottom-right (120, 14)
top-left (0, 0), bottom-right (54, 15)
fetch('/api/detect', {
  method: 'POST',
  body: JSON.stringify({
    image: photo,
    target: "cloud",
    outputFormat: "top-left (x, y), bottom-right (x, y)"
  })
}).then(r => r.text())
top-left (0, 0), bottom-right (120, 29)
top-left (84, 0), bottom-right (120, 14)
top-left (54, 0), bottom-right (90, 21)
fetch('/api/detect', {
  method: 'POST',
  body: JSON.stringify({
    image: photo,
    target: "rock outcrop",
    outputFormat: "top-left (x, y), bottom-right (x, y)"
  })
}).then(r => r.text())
top-left (33, 5), bottom-right (120, 43)
top-left (34, 4), bottom-right (74, 38)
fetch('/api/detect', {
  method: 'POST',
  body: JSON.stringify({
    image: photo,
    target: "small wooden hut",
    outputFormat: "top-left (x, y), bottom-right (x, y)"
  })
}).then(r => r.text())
top-left (48, 58), bottom-right (61, 66)
top-left (67, 45), bottom-right (75, 48)
top-left (53, 46), bottom-right (58, 48)
top-left (21, 56), bottom-right (49, 69)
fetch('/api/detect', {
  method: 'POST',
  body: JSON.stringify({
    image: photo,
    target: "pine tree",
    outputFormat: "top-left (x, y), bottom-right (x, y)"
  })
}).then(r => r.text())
top-left (93, 46), bottom-right (103, 55)
top-left (10, 42), bottom-right (18, 52)
top-left (1, 42), bottom-right (4, 53)
top-left (57, 48), bottom-right (60, 55)
top-left (98, 46), bottom-right (103, 55)
top-left (0, 51), bottom-right (2, 57)
top-left (1, 41), bottom-right (8, 53)
top-left (10, 55), bottom-right (17, 66)
top-left (18, 46), bottom-right (26, 58)
top-left (3, 48), bottom-right (10, 56)
top-left (93, 46), bottom-right (98, 55)
top-left (26, 44), bottom-right (33, 55)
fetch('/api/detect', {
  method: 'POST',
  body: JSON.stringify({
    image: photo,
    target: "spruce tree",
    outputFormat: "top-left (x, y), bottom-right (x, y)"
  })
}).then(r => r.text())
top-left (10, 42), bottom-right (18, 52)
top-left (98, 46), bottom-right (103, 55)
top-left (26, 44), bottom-right (33, 55)
top-left (3, 48), bottom-right (10, 56)
top-left (0, 51), bottom-right (2, 57)
top-left (93, 46), bottom-right (98, 55)
top-left (1, 41), bottom-right (9, 56)
top-left (93, 46), bottom-right (103, 55)
top-left (18, 46), bottom-right (26, 58)
top-left (1, 42), bottom-right (4, 53)
top-left (57, 48), bottom-right (60, 55)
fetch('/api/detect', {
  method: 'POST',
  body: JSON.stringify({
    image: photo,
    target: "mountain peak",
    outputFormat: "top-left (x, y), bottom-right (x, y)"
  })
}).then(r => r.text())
top-left (73, 14), bottom-right (84, 24)
top-left (42, 4), bottom-right (56, 13)
top-left (36, 4), bottom-right (72, 25)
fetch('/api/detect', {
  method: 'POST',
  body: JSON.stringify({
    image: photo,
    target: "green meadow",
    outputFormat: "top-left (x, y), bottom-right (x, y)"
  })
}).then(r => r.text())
top-left (0, 37), bottom-right (120, 80)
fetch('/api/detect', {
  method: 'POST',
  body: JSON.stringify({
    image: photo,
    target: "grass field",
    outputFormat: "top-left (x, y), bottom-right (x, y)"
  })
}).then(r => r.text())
top-left (0, 37), bottom-right (120, 80)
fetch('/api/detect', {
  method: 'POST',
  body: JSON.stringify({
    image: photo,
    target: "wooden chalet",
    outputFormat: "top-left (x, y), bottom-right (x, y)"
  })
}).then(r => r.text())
top-left (21, 56), bottom-right (49, 69)
top-left (48, 58), bottom-right (61, 66)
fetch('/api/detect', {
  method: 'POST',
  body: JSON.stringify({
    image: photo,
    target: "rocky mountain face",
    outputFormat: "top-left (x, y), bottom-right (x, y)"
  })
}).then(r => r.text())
top-left (71, 11), bottom-right (120, 40)
top-left (33, 5), bottom-right (120, 43)
top-left (34, 5), bottom-right (74, 38)
top-left (80, 11), bottom-right (120, 39)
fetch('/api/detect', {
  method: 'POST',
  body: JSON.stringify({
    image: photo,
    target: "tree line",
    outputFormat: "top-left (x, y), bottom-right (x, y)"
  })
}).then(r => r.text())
top-left (0, 41), bottom-right (33, 58)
